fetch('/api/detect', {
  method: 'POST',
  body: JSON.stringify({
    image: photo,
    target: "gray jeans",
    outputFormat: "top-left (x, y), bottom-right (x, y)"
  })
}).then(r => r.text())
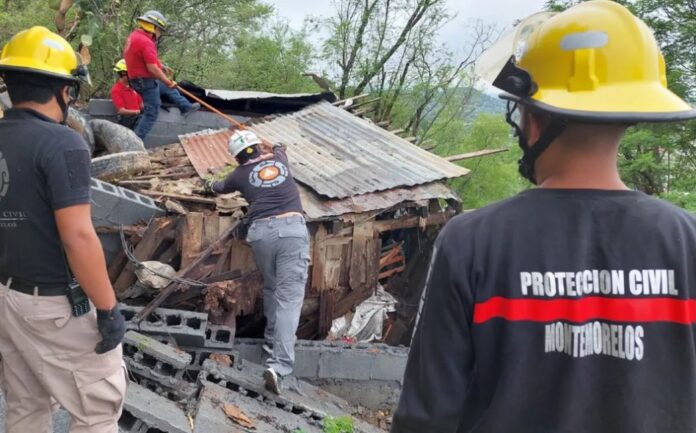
top-left (246, 215), bottom-right (310, 376)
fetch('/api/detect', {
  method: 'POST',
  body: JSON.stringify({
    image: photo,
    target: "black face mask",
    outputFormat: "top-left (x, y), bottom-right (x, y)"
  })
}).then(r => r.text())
top-left (505, 101), bottom-right (568, 185)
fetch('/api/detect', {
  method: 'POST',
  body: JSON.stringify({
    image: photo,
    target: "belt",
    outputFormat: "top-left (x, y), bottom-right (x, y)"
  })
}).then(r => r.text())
top-left (0, 275), bottom-right (67, 297)
top-left (256, 212), bottom-right (304, 222)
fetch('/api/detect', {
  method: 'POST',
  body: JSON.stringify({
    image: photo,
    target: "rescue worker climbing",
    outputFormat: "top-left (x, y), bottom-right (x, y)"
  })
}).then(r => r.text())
top-left (391, 1), bottom-right (696, 432)
top-left (123, 10), bottom-right (200, 141)
top-left (110, 59), bottom-right (143, 130)
top-left (205, 130), bottom-right (309, 395)
top-left (0, 27), bottom-right (127, 433)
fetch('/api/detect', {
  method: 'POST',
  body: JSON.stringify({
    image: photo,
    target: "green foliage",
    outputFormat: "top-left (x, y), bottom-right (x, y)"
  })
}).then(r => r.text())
top-left (322, 416), bottom-right (355, 433)
top-left (292, 416), bottom-right (354, 433)
top-left (431, 113), bottom-right (528, 209)
top-left (216, 21), bottom-right (318, 93)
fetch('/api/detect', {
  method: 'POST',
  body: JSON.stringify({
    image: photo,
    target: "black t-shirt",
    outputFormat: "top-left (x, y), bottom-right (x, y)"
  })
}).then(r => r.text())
top-left (0, 109), bottom-right (91, 285)
top-left (392, 189), bottom-right (696, 433)
top-left (212, 146), bottom-right (303, 222)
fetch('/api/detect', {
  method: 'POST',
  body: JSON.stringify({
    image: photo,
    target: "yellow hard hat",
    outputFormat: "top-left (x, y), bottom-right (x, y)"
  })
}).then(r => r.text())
top-left (493, 0), bottom-right (696, 122)
top-left (0, 26), bottom-right (90, 84)
top-left (113, 59), bottom-right (127, 73)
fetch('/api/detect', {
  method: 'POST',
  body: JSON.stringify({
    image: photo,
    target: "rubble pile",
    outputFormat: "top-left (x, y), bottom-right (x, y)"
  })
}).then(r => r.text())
top-left (118, 306), bottom-right (391, 433)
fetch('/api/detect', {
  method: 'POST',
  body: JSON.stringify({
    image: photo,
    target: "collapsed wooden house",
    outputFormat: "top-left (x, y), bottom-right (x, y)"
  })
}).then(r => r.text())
top-left (104, 98), bottom-right (469, 341)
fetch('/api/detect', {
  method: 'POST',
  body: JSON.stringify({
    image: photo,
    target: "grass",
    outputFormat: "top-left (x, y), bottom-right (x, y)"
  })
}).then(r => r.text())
top-left (294, 416), bottom-right (355, 433)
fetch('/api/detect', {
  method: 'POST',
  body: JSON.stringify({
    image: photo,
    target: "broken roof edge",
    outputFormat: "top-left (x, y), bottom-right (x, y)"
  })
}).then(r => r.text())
top-left (248, 101), bottom-right (470, 198)
top-left (205, 89), bottom-right (336, 103)
top-left (299, 181), bottom-right (460, 221)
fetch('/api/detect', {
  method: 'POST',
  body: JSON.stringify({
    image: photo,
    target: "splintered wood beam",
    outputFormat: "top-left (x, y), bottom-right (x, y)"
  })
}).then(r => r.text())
top-left (373, 211), bottom-right (455, 233)
top-left (135, 219), bottom-right (242, 322)
top-left (445, 148), bottom-right (508, 162)
top-left (138, 190), bottom-right (216, 205)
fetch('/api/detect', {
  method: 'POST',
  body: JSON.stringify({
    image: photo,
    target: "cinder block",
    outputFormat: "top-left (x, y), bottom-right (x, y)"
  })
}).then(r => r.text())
top-left (200, 359), bottom-right (383, 433)
top-left (124, 331), bottom-right (192, 369)
top-left (124, 354), bottom-right (198, 402)
top-left (92, 178), bottom-right (164, 265)
top-left (120, 305), bottom-right (208, 347)
top-left (195, 381), bottom-right (323, 433)
top-left (120, 382), bottom-right (192, 433)
top-left (91, 178), bottom-right (163, 227)
top-left (204, 324), bottom-right (235, 351)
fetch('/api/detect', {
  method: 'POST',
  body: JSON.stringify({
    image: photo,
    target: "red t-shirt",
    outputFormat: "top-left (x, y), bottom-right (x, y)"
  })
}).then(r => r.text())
top-left (111, 81), bottom-right (143, 111)
top-left (123, 29), bottom-right (161, 79)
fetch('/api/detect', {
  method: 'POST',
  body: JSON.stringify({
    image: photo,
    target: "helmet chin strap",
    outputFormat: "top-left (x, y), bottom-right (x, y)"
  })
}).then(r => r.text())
top-left (505, 101), bottom-right (568, 185)
top-left (55, 82), bottom-right (79, 125)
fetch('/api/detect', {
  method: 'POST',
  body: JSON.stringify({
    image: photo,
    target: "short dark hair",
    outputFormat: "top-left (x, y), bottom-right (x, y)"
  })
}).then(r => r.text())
top-left (3, 71), bottom-right (71, 105)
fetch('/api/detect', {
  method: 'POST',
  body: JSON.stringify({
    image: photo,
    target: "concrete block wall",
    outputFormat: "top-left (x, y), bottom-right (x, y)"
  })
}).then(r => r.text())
top-left (234, 338), bottom-right (408, 382)
top-left (120, 305), bottom-right (208, 347)
top-left (233, 338), bottom-right (408, 411)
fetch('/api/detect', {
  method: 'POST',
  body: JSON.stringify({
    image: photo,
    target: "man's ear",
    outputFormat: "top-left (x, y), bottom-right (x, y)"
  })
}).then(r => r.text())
top-left (522, 109), bottom-right (545, 146)
top-left (61, 84), bottom-right (72, 103)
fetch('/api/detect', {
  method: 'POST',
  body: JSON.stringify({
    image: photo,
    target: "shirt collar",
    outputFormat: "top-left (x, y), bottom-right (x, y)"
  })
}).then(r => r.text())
top-left (3, 108), bottom-right (57, 124)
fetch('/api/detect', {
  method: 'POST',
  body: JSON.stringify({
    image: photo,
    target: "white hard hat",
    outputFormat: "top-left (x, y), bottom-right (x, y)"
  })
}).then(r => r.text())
top-left (228, 130), bottom-right (262, 157)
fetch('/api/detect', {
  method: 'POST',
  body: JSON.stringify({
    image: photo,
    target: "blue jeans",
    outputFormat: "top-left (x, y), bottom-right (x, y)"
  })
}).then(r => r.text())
top-left (131, 78), bottom-right (194, 140)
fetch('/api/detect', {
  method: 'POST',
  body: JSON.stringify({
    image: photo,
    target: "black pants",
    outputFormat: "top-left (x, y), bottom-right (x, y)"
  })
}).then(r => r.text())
top-left (117, 114), bottom-right (140, 130)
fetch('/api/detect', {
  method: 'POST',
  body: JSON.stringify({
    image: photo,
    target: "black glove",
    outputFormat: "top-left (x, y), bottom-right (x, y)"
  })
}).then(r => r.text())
top-left (95, 306), bottom-right (126, 354)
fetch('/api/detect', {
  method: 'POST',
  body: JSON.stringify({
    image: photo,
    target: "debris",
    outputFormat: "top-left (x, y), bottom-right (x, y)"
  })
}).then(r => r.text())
top-left (221, 403), bottom-right (255, 429)
top-left (135, 260), bottom-right (177, 289)
top-left (165, 199), bottom-right (188, 214)
top-left (91, 151), bottom-right (151, 181)
top-left (329, 286), bottom-right (397, 343)
top-left (208, 353), bottom-right (232, 367)
top-left (90, 118), bottom-right (146, 153)
top-left (66, 107), bottom-right (95, 154)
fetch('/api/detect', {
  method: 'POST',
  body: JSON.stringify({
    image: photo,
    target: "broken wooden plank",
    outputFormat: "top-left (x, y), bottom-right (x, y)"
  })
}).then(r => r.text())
top-left (135, 220), bottom-right (242, 321)
top-left (445, 148), bottom-right (508, 162)
top-left (181, 212), bottom-right (204, 268)
top-left (374, 211), bottom-right (454, 233)
top-left (95, 225), bottom-right (147, 237)
top-left (318, 290), bottom-right (336, 338)
top-left (310, 224), bottom-right (329, 293)
top-left (138, 190), bottom-right (216, 205)
top-left (349, 221), bottom-right (375, 292)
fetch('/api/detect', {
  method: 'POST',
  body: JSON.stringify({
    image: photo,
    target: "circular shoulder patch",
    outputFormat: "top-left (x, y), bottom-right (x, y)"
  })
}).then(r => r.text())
top-left (249, 160), bottom-right (288, 188)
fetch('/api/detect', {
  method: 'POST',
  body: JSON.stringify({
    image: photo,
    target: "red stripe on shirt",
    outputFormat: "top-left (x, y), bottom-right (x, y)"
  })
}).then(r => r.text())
top-left (473, 296), bottom-right (696, 325)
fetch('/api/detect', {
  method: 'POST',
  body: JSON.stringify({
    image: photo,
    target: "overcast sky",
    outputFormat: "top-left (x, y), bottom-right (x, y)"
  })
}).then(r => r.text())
top-left (266, 0), bottom-right (548, 49)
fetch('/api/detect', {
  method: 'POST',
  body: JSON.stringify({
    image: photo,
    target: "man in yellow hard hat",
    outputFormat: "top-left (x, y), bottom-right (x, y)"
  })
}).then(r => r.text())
top-left (110, 59), bottom-right (142, 129)
top-left (392, 1), bottom-right (696, 432)
top-left (0, 27), bottom-right (126, 433)
top-left (123, 10), bottom-right (200, 141)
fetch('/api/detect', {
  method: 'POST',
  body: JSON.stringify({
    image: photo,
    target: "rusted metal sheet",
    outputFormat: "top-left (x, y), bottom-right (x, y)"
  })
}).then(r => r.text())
top-left (298, 182), bottom-right (458, 220)
top-left (179, 129), bottom-right (236, 178)
top-left (249, 101), bottom-right (469, 198)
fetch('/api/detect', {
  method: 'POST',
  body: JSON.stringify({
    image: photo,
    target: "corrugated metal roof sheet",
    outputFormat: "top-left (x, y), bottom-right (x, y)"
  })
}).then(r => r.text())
top-left (179, 129), bottom-right (236, 177)
top-left (205, 89), bottom-right (325, 101)
top-left (248, 101), bottom-right (469, 198)
top-left (178, 101), bottom-right (469, 197)
top-left (299, 182), bottom-right (459, 220)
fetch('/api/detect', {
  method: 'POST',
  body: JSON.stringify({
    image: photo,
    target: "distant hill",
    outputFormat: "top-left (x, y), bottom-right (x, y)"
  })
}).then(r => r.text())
top-left (467, 89), bottom-right (506, 118)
